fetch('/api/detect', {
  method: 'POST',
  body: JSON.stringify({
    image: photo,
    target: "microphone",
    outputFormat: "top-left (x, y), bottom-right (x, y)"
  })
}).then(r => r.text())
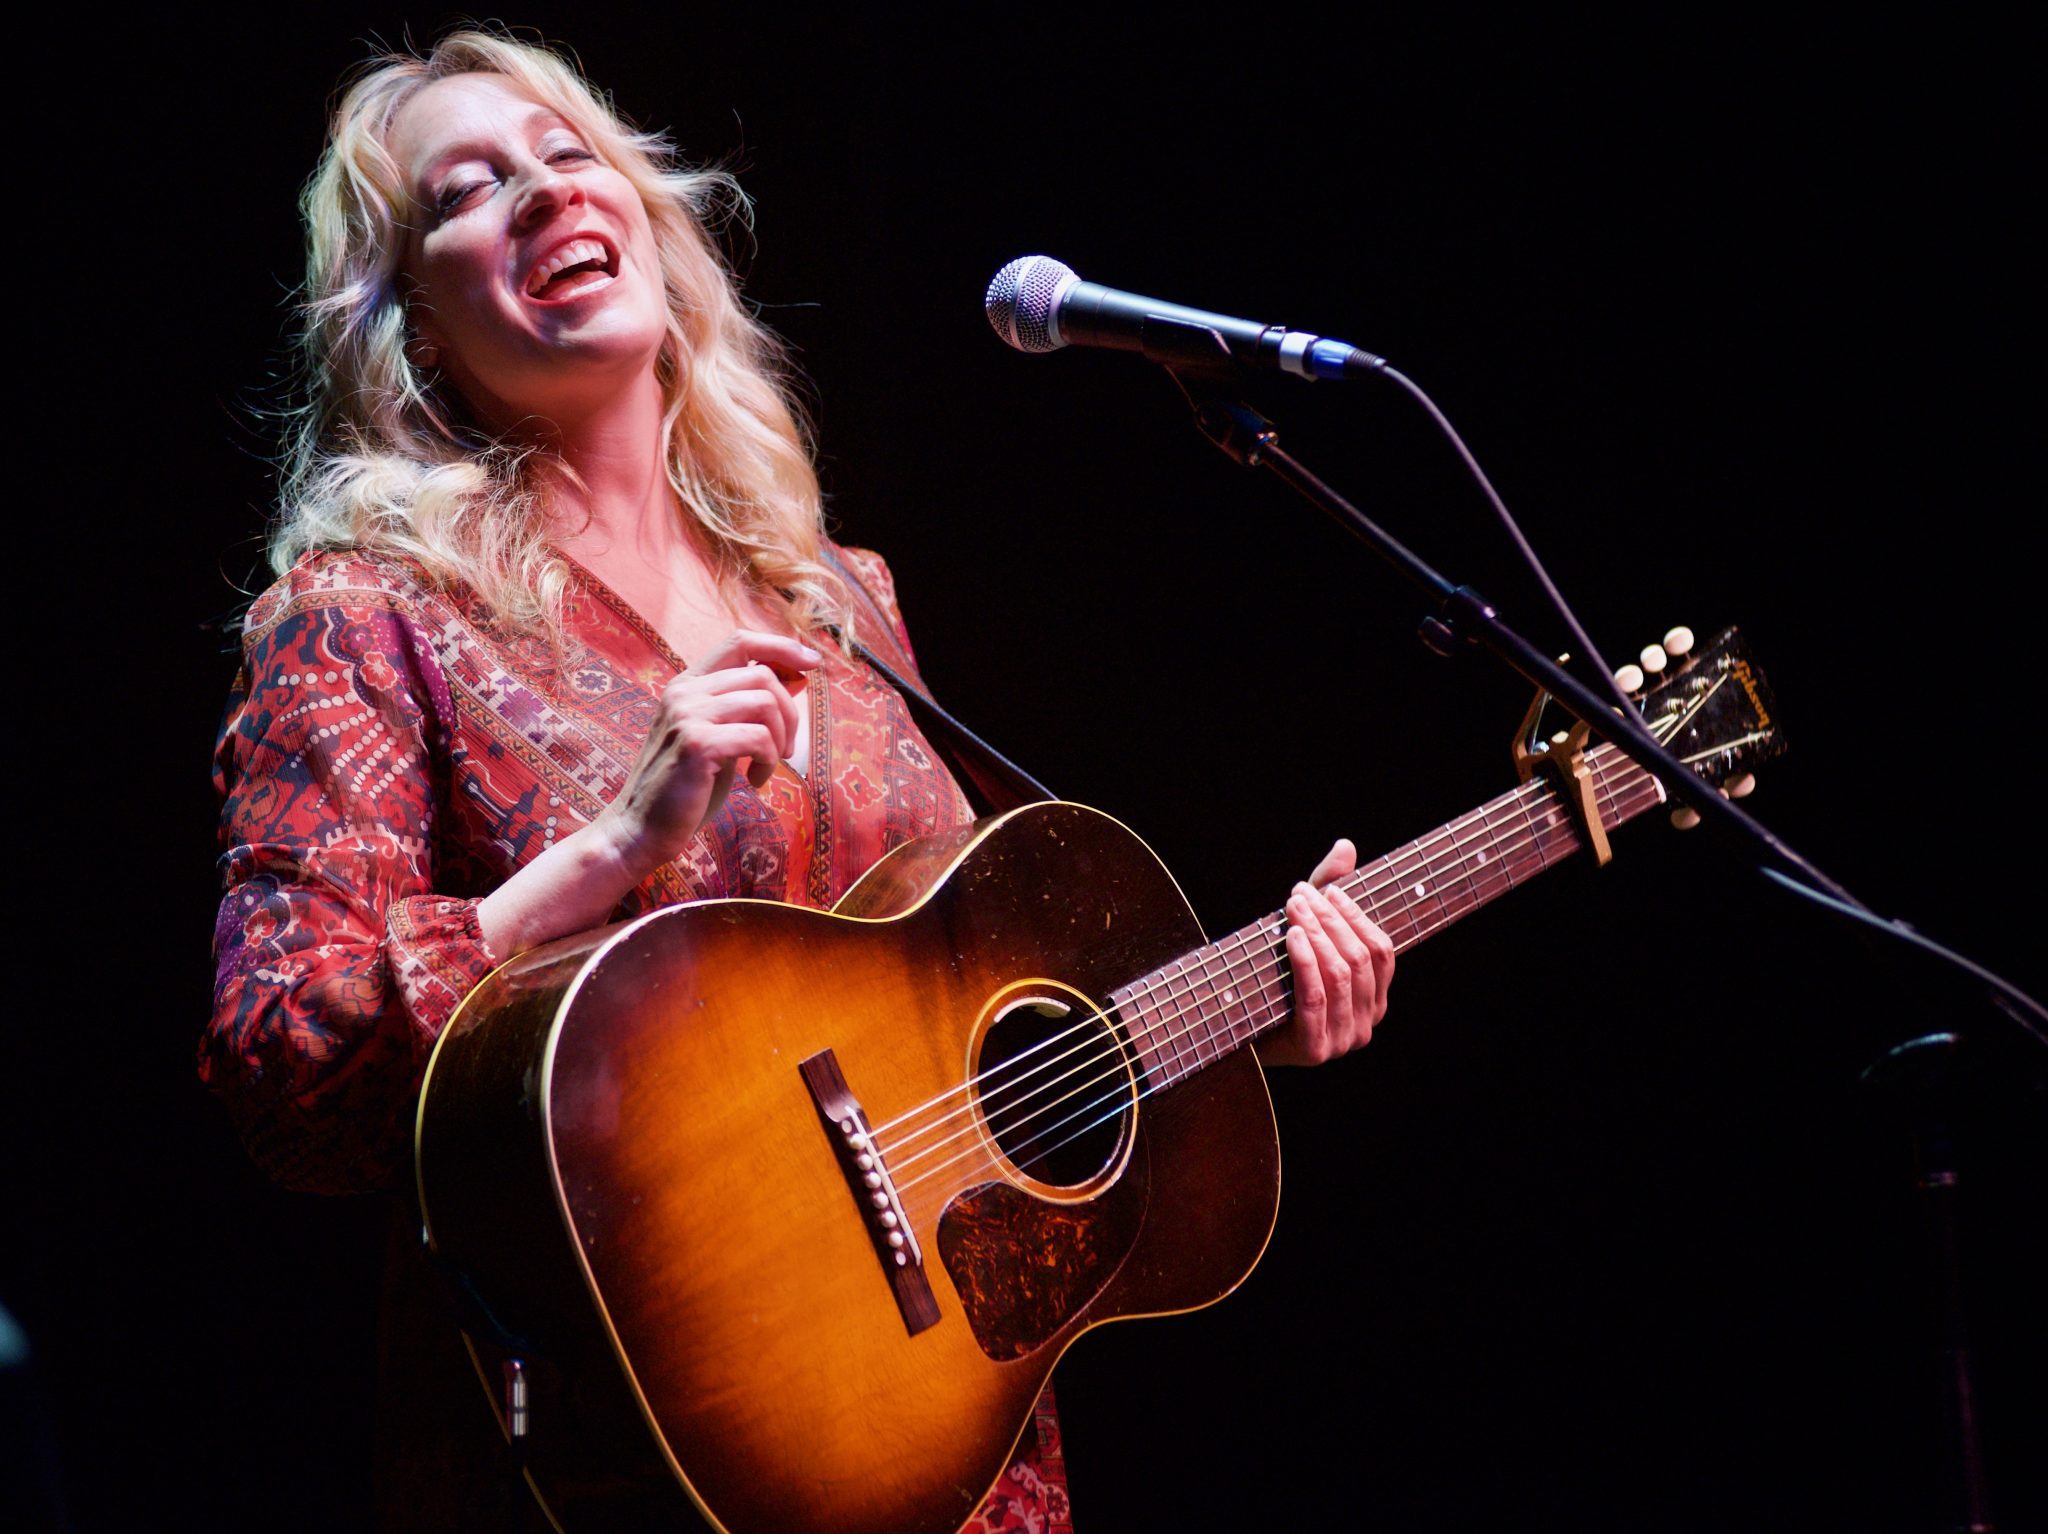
top-left (984, 255), bottom-right (1385, 381)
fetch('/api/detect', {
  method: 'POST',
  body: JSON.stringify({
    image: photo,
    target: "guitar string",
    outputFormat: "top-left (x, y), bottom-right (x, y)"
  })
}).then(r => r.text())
top-left (886, 764), bottom-right (1665, 1196)
top-left (888, 645), bottom-right (1747, 1190)
top-left (867, 789), bottom-right (1533, 1158)
top-left (1114, 746), bottom-right (1673, 1067)
top-left (1096, 689), bottom-right (1715, 1030)
top-left (879, 746), bottom-right (1658, 1174)
top-left (881, 769), bottom-right (1603, 1175)
top-left (872, 739), bottom-right (1658, 1157)
top-left (878, 747), bottom-right (1639, 1165)
top-left (890, 774), bottom-right (1664, 1200)
top-left (897, 780), bottom-right (1673, 1222)
top-left (894, 774), bottom-right (1670, 1214)
top-left (935, 679), bottom-right (1719, 1135)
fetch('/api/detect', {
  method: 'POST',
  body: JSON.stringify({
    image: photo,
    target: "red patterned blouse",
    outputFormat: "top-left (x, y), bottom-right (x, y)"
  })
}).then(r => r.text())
top-left (203, 544), bottom-right (1072, 1534)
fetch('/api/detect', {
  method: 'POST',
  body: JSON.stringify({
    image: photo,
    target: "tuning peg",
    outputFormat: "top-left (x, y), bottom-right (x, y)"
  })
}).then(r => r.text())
top-left (1613, 662), bottom-right (1646, 694)
top-left (1670, 806), bottom-right (1701, 830)
top-left (1662, 625), bottom-right (1694, 658)
top-left (1726, 772), bottom-right (1756, 799)
top-left (1639, 643), bottom-right (1669, 676)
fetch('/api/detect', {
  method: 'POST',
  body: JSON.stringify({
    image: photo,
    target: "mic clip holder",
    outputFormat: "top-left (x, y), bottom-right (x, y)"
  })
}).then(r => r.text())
top-left (1147, 315), bottom-right (1268, 388)
top-left (1151, 318), bottom-right (1283, 471)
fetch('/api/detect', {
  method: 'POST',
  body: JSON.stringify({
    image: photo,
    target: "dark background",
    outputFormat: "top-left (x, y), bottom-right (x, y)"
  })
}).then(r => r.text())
top-left (13, 10), bottom-right (2042, 1531)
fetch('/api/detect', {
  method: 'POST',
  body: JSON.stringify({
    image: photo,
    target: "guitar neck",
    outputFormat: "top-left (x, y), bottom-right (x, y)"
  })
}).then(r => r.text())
top-left (1110, 744), bottom-right (1669, 1088)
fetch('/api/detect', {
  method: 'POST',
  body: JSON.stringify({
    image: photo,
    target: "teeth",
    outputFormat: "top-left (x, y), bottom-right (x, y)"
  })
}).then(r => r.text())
top-left (526, 239), bottom-right (611, 295)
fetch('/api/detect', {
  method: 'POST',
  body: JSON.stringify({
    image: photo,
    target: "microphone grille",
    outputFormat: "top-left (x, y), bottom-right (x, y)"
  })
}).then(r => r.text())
top-left (984, 255), bottom-right (1076, 353)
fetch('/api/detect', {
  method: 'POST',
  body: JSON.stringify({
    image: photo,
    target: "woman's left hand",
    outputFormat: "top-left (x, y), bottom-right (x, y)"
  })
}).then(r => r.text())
top-left (1255, 838), bottom-right (1396, 1067)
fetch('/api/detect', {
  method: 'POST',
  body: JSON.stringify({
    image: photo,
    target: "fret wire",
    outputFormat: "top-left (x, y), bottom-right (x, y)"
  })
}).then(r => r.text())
top-left (1157, 956), bottom-right (1197, 1085)
top-left (1448, 801), bottom-right (1490, 913)
top-left (1216, 940), bottom-right (1255, 1055)
top-left (1146, 968), bottom-right (1183, 1086)
top-left (1181, 945), bottom-right (1221, 1068)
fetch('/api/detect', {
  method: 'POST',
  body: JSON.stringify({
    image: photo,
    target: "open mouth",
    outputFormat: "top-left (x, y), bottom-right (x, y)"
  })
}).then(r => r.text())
top-left (524, 237), bottom-right (620, 302)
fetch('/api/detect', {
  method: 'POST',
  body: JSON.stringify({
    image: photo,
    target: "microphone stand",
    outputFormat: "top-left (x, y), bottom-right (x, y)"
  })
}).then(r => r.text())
top-left (1133, 316), bottom-right (2044, 1532)
top-left (1861, 1034), bottom-right (1998, 1534)
top-left (1137, 317), bottom-right (2045, 1047)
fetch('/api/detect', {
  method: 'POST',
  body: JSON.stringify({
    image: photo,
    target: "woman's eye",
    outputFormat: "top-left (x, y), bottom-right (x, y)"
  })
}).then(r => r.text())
top-left (437, 180), bottom-right (490, 216)
top-left (548, 147), bottom-right (595, 166)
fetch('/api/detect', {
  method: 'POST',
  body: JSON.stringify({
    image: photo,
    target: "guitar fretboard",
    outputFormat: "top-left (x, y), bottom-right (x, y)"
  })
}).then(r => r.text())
top-left (1110, 744), bottom-right (1668, 1088)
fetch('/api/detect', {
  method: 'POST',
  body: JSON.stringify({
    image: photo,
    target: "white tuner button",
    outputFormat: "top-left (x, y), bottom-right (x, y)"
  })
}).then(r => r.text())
top-left (1663, 625), bottom-right (1695, 657)
top-left (1639, 644), bottom-right (1668, 675)
top-left (1670, 806), bottom-right (1701, 830)
top-left (1726, 773), bottom-right (1756, 798)
top-left (1613, 662), bottom-right (1646, 694)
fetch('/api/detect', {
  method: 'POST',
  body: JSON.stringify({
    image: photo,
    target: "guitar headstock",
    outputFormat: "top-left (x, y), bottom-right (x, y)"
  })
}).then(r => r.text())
top-left (1620, 624), bottom-right (1786, 786)
top-left (1517, 623), bottom-right (1788, 824)
top-left (1616, 625), bottom-right (1787, 822)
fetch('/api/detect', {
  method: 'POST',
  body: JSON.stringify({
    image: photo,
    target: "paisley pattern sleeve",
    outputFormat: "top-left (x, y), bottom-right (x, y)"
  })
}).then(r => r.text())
top-left (202, 591), bottom-right (498, 1194)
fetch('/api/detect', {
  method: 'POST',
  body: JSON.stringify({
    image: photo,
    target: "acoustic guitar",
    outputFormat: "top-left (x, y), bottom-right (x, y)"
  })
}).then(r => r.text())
top-left (416, 624), bottom-right (1784, 1534)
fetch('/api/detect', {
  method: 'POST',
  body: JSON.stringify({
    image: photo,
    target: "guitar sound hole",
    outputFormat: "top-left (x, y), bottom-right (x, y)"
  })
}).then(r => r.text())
top-left (977, 998), bottom-right (1132, 1189)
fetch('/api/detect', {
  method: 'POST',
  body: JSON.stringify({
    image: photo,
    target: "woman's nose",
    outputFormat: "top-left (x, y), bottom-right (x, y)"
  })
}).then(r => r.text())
top-left (513, 165), bottom-right (582, 231)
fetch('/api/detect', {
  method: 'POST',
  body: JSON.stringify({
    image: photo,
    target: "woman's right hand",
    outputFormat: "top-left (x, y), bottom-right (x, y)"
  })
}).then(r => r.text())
top-left (477, 629), bottom-right (821, 959)
top-left (594, 629), bottom-right (823, 882)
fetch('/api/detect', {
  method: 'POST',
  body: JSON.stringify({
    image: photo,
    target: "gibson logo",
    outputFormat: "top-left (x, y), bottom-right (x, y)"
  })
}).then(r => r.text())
top-left (1731, 658), bottom-right (1771, 728)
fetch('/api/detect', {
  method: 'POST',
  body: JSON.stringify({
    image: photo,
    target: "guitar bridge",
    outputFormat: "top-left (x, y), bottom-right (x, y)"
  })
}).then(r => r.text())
top-left (799, 1048), bottom-right (941, 1336)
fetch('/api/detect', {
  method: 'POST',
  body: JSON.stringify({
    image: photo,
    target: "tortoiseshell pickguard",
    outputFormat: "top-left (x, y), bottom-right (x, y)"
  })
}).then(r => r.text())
top-left (937, 1172), bottom-right (1147, 1360)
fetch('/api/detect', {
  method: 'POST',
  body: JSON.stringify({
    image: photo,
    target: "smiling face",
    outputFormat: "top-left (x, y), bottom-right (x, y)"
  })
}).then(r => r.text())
top-left (390, 72), bottom-right (668, 431)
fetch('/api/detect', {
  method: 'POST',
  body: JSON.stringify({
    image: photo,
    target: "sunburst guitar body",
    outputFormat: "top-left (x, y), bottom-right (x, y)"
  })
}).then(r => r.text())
top-left (418, 802), bottom-right (1278, 1534)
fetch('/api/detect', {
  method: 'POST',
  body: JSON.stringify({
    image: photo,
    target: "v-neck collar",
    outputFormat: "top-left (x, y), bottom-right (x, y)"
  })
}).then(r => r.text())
top-left (556, 545), bottom-right (828, 801)
top-left (556, 547), bottom-right (690, 672)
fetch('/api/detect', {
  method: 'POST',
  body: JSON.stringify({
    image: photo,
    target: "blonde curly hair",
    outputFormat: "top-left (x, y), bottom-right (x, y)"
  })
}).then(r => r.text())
top-left (276, 27), bottom-right (852, 642)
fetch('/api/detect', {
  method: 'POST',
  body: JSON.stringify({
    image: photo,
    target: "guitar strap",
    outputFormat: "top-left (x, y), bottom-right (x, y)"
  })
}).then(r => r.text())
top-left (822, 545), bottom-right (1057, 816)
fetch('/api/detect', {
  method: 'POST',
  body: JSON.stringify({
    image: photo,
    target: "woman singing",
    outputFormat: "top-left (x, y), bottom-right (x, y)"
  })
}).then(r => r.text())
top-left (202, 29), bottom-right (1394, 1531)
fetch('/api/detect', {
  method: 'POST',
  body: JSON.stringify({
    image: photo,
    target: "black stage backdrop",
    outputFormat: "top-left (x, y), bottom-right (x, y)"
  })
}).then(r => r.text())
top-left (14, 12), bottom-right (2042, 1532)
